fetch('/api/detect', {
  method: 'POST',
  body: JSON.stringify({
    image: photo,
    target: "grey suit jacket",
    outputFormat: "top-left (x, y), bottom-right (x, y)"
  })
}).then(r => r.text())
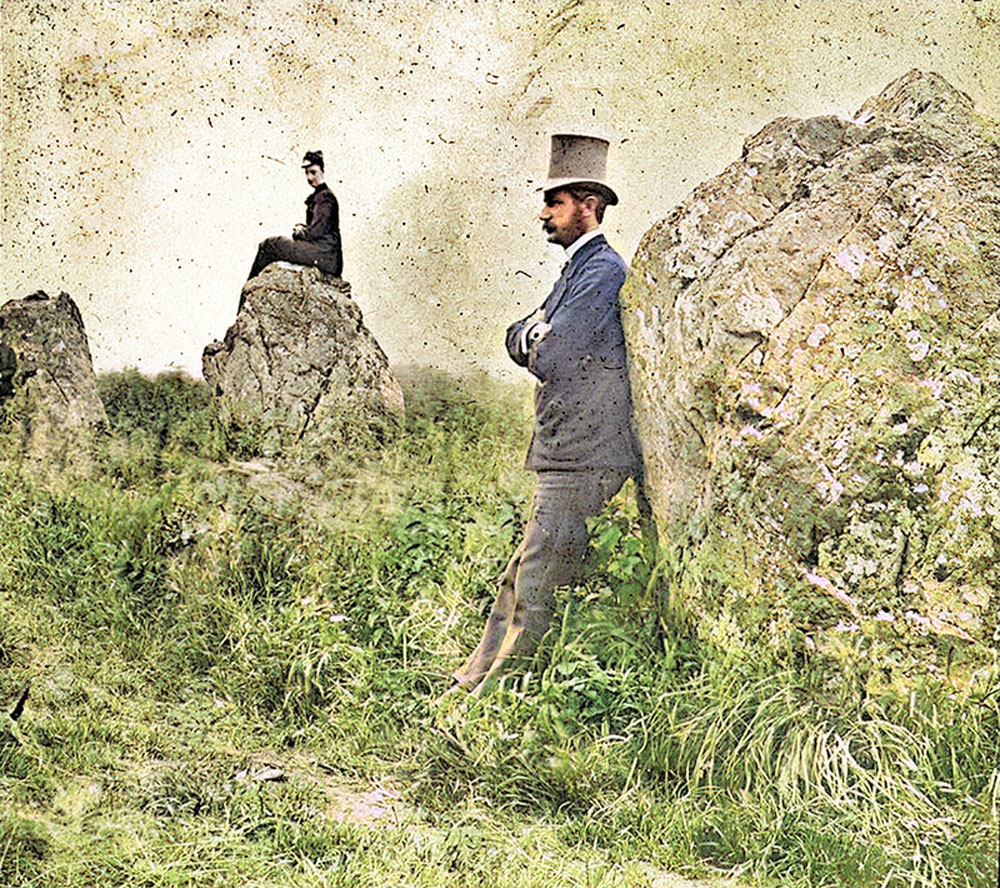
top-left (506, 234), bottom-right (639, 472)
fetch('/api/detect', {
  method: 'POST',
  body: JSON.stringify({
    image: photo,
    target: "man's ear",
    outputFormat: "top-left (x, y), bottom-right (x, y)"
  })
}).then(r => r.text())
top-left (581, 195), bottom-right (599, 217)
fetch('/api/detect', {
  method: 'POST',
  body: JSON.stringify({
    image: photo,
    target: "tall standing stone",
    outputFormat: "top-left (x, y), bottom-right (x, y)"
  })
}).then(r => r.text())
top-left (624, 71), bottom-right (1000, 672)
top-left (203, 264), bottom-right (404, 452)
top-left (0, 291), bottom-right (107, 461)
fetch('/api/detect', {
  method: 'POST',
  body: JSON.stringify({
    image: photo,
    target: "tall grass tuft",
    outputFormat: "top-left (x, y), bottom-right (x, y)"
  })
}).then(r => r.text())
top-left (635, 668), bottom-right (998, 886)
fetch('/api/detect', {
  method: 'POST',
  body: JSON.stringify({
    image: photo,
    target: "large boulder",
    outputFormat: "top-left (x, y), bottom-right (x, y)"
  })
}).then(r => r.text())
top-left (0, 291), bottom-right (107, 460)
top-left (624, 71), bottom-right (999, 675)
top-left (203, 264), bottom-right (404, 452)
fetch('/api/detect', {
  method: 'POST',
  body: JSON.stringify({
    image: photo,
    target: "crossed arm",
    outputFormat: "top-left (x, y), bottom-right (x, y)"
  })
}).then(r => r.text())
top-left (506, 258), bottom-right (626, 381)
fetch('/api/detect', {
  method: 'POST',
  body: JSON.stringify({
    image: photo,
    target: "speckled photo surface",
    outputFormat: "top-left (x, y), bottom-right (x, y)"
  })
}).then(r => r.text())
top-left (3, 0), bottom-right (998, 377)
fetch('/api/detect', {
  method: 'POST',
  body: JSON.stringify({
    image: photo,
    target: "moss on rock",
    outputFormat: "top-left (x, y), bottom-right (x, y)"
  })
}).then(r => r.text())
top-left (625, 71), bottom-right (999, 685)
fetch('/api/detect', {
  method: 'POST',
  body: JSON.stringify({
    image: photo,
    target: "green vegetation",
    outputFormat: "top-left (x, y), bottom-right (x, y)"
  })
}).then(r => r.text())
top-left (1, 369), bottom-right (996, 887)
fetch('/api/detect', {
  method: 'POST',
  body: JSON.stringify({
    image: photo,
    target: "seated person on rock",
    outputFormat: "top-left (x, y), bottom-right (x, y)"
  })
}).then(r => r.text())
top-left (247, 150), bottom-right (343, 281)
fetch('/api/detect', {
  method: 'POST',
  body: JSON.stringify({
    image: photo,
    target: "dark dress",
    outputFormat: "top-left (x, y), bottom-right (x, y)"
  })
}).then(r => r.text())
top-left (247, 183), bottom-right (343, 281)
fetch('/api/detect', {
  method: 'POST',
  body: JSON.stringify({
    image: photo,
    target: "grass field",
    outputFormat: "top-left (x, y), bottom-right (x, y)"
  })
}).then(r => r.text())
top-left (2, 369), bottom-right (997, 887)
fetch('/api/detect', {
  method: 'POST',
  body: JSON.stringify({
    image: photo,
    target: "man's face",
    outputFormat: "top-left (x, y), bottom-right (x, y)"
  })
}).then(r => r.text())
top-left (304, 164), bottom-right (325, 188)
top-left (539, 190), bottom-right (587, 247)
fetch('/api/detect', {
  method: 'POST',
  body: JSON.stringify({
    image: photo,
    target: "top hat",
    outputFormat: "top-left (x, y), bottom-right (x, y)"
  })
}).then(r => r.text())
top-left (302, 150), bottom-right (324, 170)
top-left (538, 133), bottom-right (618, 205)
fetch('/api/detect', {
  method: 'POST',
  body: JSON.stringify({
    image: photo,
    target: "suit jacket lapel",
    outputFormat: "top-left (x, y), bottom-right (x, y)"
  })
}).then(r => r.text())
top-left (544, 235), bottom-right (607, 319)
top-left (543, 268), bottom-right (569, 320)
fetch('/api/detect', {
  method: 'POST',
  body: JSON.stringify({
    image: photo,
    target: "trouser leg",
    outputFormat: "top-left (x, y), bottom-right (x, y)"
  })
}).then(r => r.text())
top-left (451, 541), bottom-right (523, 686)
top-left (452, 468), bottom-right (631, 690)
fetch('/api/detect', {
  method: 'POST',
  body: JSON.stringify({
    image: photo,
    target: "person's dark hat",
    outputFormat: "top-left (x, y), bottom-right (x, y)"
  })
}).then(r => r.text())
top-left (302, 150), bottom-right (324, 170)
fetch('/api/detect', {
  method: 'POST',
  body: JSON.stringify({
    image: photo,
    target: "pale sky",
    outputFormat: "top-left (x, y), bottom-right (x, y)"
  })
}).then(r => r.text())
top-left (3, 0), bottom-right (997, 378)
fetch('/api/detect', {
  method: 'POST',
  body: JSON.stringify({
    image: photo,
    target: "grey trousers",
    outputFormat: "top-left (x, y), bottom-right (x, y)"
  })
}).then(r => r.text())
top-left (247, 236), bottom-right (343, 281)
top-left (453, 467), bottom-right (632, 691)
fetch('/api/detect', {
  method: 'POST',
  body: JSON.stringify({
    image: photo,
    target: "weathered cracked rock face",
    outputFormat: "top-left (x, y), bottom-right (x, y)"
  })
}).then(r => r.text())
top-left (0, 291), bottom-right (107, 460)
top-left (624, 71), bottom-right (1000, 674)
top-left (203, 264), bottom-right (404, 452)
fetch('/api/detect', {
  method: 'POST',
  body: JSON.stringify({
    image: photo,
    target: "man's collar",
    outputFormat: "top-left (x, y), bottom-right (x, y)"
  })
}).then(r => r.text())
top-left (564, 227), bottom-right (603, 260)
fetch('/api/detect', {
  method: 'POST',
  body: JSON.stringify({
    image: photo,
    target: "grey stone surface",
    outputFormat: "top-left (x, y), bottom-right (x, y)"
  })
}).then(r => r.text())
top-left (203, 264), bottom-right (404, 451)
top-left (0, 290), bottom-right (107, 459)
top-left (624, 71), bottom-right (999, 668)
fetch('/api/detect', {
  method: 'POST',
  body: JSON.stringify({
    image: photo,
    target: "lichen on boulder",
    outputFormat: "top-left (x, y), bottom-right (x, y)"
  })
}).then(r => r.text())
top-left (624, 71), bottom-right (999, 680)
top-left (203, 264), bottom-right (404, 454)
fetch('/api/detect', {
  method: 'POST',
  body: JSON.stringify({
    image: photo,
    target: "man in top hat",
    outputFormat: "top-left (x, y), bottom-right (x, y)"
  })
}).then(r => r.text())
top-left (246, 150), bottom-right (343, 282)
top-left (450, 134), bottom-right (642, 696)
